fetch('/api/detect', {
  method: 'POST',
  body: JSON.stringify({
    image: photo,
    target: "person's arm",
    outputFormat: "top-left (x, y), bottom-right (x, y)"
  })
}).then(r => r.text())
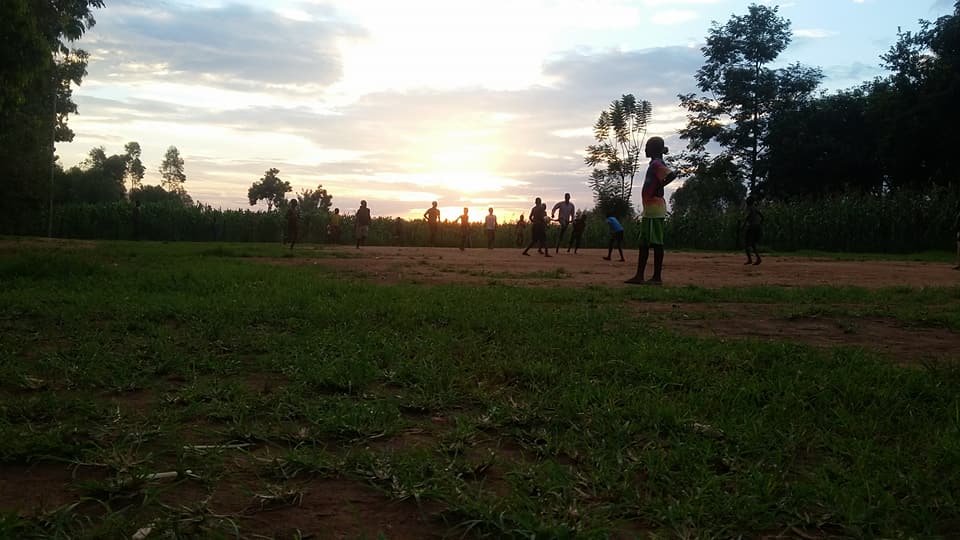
top-left (424, 209), bottom-right (429, 220)
top-left (551, 202), bottom-right (560, 217)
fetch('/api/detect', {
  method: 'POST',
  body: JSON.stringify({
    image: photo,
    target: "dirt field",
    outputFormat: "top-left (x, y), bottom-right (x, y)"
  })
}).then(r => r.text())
top-left (275, 246), bottom-right (960, 289)
top-left (268, 247), bottom-right (960, 365)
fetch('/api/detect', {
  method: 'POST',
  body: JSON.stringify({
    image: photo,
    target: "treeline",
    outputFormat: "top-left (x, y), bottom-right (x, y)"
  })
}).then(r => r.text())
top-left (28, 185), bottom-right (957, 253)
top-left (669, 3), bottom-right (960, 219)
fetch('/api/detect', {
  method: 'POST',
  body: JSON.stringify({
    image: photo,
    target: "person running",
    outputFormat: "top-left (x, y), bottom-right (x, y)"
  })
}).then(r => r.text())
top-left (484, 207), bottom-right (497, 249)
top-left (424, 201), bottom-right (441, 246)
top-left (603, 213), bottom-right (625, 261)
top-left (551, 193), bottom-right (576, 254)
top-left (625, 136), bottom-right (678, 285)
top-left (522, 198), bottom-right (551, 257)
top-left (515, 214), bottom-right (527, 247)
top-left (393, 217), bottom-right (404, 245)
top-left (355, 200), bottom-right (371, 249)
top-left (285, 199), bottom-right (300, 250)
top-left (743, 196), bottom-right (764, 265)
top-left (328, 208), bottom-right (342, 243)
top-left (567, 211), bottom-right (587, 254)
top-left (455, 207), bottom-right (471, 250)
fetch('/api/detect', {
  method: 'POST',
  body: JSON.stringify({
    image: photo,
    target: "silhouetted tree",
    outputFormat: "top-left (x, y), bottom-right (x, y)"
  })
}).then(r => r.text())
top-left (248, 168), bottom-right (291, 211)
top-left (585, 94), bottom-right (652, 218)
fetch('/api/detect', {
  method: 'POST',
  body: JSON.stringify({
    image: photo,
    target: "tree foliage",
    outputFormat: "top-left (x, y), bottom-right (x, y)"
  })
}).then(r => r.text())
top-left (297, 184), bottom-right (333, 214)
top-left (0, 0), bottom-right (103, 232)
top-left (124, 141), bottom-right (145, 190)
top-left (158, 146), bottom-right (187, 196)
top-left (585, 94), bottom-right (652, 218)
top-left (677, 4), bottom-right (822, 197)
top-left (248, 168), bottom-right (291, 211)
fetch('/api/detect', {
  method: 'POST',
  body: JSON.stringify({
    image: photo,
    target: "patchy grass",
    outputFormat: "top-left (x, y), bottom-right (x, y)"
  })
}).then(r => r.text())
top-left (1, 240), bottom-right (959, 538)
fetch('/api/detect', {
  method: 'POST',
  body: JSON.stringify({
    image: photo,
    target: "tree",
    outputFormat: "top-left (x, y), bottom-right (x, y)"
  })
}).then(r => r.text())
top-left (130, 185), bottom-right (186, 205)
top-left (55, 146), bottom-right (127, 204)
top-left (297, 184), bottom-right (333, 214)
top-left (248, 168), bottom-right (291, 211)
top-left (585, 94), bottom-right (652, 218)
top-left (670, 154), bottom-right (746, 215)
top-left (124, 141), bottom-right (145, 190)
top-left (0, 0), bottom-right (104, 232)
top-left (678, 4), bottom-right (822, 194)
top-left (158, 146), bottom-right (187, 195)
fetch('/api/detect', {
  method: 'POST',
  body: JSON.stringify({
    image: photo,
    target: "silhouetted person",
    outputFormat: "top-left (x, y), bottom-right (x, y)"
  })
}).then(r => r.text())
top-left (625, 137), bottom-right (678, 285)
top-left (743, 196), bottom-right (764, 265)
top-left (328, 208), bottom-right (342, 244)
top-left (132, 200), bottom-right (141, 241)
top-left (567, 211), bottom-right (586, 253)
top-left (522, 197), bottom-right (551, 257)
top-left (603, 213), bottom-right (625, 261)
top-left (424, 201), bottom-right (441, 245)
top-left (455, 207), bottom-right (471, 250)
top-left (484, 207), bottom-right (497, 249)
top-left (552, 193), bottom-right (575, 254)
top-left (285, 199), bottom-right (300, 250)
top-left (515, 215), bottom-right (526, 247)
top-left (355, 200), bottom-right (371, 249)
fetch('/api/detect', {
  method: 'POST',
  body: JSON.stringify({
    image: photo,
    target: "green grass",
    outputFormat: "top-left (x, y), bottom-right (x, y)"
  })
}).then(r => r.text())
top-left (1, 240), bottom-right (959, 538)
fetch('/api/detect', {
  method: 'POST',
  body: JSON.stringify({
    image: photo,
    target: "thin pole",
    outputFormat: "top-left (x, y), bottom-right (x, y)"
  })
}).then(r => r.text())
top-left (47, 67), bottom-right (57, 238)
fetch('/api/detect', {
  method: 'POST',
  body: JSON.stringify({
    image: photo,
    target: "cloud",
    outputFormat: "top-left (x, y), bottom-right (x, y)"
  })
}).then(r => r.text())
top-left (793, 29), bottom-right (837, 39)
top-left (651, 10), bottom-right (700, 25)
top-left (81, 2), bottom-right (362, 92)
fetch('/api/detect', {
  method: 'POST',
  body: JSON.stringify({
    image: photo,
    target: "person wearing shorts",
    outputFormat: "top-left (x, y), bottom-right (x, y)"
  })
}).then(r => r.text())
top-left (522, 197), bottom-right (551, 257)
top-left (355, 200), bottom-right (371, 249)
top-left (551, 193), bottom-right (575, 254)
top-left (625, 136), bottom-right (677, 285)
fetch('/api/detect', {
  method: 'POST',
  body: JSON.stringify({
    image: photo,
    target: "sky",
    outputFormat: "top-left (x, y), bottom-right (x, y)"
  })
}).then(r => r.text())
top-left (57, 0), bottom-right (955, 221)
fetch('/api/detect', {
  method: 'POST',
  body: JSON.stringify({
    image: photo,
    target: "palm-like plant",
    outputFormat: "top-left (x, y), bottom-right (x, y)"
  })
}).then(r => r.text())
top-left (585, 94), bottom-right (652, 218)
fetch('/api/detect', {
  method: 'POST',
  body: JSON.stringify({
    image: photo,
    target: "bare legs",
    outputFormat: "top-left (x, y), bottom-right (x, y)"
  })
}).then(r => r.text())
top-left (625, 243), bottom-right (663, 284)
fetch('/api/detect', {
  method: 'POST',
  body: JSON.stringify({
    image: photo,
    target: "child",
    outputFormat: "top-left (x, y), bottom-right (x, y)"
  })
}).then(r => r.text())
top-left (484, 207), bottom-right (497, 249)
top-left (424, 201), bottom-right (440, 246)
top-left (355, 200), bottom-right (371, 249)
top-left (743, 196), bottom-right (764, 265)
top-left (393, 217), bottom-right (403, 245)
top-left (455, 207), bottom-right (471, 250)
top-left (328, 207), bottom-right (342, 244)
top-left (522, 197), bottom-right (551, 257)
top-left (285, 199), bottom-right (300, 250)
top-left (603, 213), bottom-right (625, 262)
top-left (625, 136), bottom-right (678, 285)
top-left (515, 214), bottom-right (526, 247)
top-left (552, 193), bottom-right (575, 254)
top-left (567, 211), bottom-right (586, 254)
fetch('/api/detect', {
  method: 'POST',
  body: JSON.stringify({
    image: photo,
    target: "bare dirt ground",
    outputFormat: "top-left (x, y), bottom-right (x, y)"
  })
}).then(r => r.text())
top-left (266, 246), bottom-right (960, 365)
top-left (274, 246), bottom-right (960, 289)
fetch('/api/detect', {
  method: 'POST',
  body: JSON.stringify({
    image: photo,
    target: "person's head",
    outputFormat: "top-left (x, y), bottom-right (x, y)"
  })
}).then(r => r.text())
top-left (334, 207), bottom-right (340, 214)
top-left (488, 207), bottom-right (494, 214)
top-left (432, 201), bottom-right (438, 208)
top-left (519, 214), bottom-right (525, 221)
top-left (645, 136), bottom-right (667, 158)
top-left (463, 207), bottom-right (468, 214)
top-left (541, 203), bottom-right (547, 210)
top-left (564, 193), bottom-right (571, 202)
top-left (290, 199), bottom-right (298, 208)
top-left (535, 197), bottom-right (541, 205)
top-left (396, 217), bottom-right (401, 222)
top-left (360, 200), bottom-right (367, 207)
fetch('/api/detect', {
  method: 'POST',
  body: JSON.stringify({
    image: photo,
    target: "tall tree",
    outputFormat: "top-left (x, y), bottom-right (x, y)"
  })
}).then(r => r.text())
top-left (0, 0), bottom-right (104, 232)
top-left (585, 94), bottom-right (652, 218)
top-left (158, 146), bottom-right (187, 195)
top-left (248, 168), bottom-right (291, 211)
top-left (678, 4), bottom-right (821, 194)
top-left (124, 141), bottom-right (145, 191)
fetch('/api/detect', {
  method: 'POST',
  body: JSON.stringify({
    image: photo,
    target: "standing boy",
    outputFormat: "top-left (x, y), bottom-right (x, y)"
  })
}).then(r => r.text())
top-left (743, 196), bottom-right (764, 265)
top-left (625, 136), bottom-right (678, 285)
top-left (515, 214), bottom-right (527, 247)
top-left (424, 201), bottom-right (441, 245)
top-left (285, 199), bottom-right (300, 250)
top-left (567, 211), bottom-right (586, 254)
top-left (355, 200), bottom-right (371, 249)
top-left (551, 193), bottom-right (575, 254)
top-left (484, 207), bottom-right (497, 249)
top-left (455, 207), bottom-right (471, 250)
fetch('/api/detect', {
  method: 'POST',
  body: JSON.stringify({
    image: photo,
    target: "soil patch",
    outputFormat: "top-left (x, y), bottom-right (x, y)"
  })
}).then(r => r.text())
top-left (256, 247), bottom-right (960, 289)
top-left (0, 463), bottom-right (107, 514)
top-left (635, 302), bottom-right (960, 364)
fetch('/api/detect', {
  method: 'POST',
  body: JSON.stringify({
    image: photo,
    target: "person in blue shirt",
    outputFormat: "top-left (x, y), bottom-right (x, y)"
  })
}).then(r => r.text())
top-left (603, 213), bottom-right (625, 262)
